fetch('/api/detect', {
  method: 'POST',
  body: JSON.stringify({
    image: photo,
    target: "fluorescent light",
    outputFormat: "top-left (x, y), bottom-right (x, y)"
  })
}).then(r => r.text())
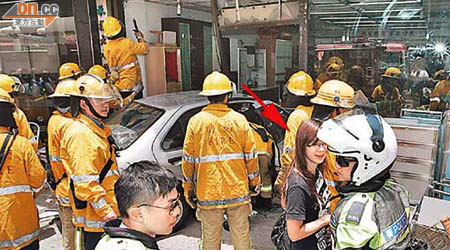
top-left (319, 16), bottom-right (422, 20)
top-left (312, 0), bottom-right (421, 7)
top-left (311, 8), bottom-right (422, 15)
top-left (333, 20), bottom-right (426, 24)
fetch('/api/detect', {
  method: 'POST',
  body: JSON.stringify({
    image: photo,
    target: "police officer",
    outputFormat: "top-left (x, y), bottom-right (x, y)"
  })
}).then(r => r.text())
top-left (0, 74), bottom-right (38, 152)
top-left (182, 71), bottom-right (260, 250)
top-left (317, 110), bottom-right (410, 250)
top-left (47, 79), bottom-right (77, 250)
top-left (0, 88), bottom-right (46, 250)
top-left (371, 67), bottom-right (403, 117)
top-left (61, 75), bottom-right (120, 250)
top-left (103, 16), bottom-right (149, 100)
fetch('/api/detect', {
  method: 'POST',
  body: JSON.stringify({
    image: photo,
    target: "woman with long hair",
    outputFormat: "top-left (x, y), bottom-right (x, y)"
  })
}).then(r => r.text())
top-left (282, 119), bottom-right (331, 250)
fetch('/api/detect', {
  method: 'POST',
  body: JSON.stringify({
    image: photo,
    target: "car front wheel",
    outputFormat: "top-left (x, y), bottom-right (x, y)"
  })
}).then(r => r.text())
top-left (172, 185), bottom-right (191, 232)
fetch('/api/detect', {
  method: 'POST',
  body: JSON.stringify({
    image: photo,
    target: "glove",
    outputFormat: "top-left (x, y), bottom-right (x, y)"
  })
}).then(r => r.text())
top-left (249, 185), bottom-right (260, 197)
top-left (184, 189), bottom-right (197, 209)
top-left (133, 82), bottom-right (144, 94)
top-left (134, 31), bottom-right (144, 41)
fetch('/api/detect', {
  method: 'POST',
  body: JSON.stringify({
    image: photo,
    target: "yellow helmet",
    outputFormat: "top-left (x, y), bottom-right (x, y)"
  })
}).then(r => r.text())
top-left (311, 80), bottom-right (355, 108)
top-left (0, 88), bottom-right (14, 104)
top-left (0, 74), bottom-right (16, 93)
top-left (199, 71), bottom-right (233, 96)
top-left (103, 16), bottom-right (122, 38)
top-left (327, 56), bottom-right (344, 67)
top-left (72, 74), bottom-right (114, 100)
top-left (59, 63), bottom-right (81, 80)
top-left (287, 71), bottom-right (315, 96)
top-left (88, 65), bottom-right (107, 80)
top-left (382, 67), bottom-right (401, 79)
top-left (49, 79), bottom-right (76, 98)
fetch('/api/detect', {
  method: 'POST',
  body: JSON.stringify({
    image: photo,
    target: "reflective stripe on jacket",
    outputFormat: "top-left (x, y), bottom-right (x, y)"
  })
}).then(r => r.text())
top-left (332, 179), bottom-right (410, 250)
top-left (48, 111), bottom-right (74, 207)
top-left (13, 109), bottom-right (38, 152)
top-left (182, 104), bottom-right (259, 209)
top-left (60, 114), bottom-right (119, 232)
top-left (0, 127), bottom-right (46, 249)
top-left (104, 37), bottom-right (149, 91)
top-left (249, 122), bottom-right (273, 194)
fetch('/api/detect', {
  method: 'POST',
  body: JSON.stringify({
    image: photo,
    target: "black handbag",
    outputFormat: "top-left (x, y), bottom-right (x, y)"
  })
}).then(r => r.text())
top-left (271, 211), bottom-right (291, 250)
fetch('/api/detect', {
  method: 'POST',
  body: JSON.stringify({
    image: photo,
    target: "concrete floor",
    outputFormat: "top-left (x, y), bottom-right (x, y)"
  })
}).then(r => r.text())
top-left (36, 189), bottom-right (281, 250)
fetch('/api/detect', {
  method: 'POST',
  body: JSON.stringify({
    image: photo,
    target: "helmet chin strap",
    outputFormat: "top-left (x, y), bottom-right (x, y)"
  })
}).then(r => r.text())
top-left (84, 98), bottom-right (108, 120)
top-left (336, 166), bottom-right (391, 194)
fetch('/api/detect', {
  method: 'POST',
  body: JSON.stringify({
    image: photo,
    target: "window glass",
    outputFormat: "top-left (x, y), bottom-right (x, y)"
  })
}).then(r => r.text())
top-left (221, 0), bottom-right (449, 117)
top-left (162, 107), bottom-right (203, 151)
top-left (0, 16), bottom-right (79, 96)
top-left (106, 103), bottom-right (164, 150)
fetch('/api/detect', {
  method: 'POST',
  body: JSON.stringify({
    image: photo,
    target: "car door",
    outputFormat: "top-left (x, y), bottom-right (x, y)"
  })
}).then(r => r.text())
top-left (155, 106), bottom-right (204, 177)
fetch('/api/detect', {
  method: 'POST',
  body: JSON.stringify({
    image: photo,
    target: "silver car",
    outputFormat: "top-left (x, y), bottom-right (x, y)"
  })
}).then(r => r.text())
top-left (106, 91), bottom-right (290, 230)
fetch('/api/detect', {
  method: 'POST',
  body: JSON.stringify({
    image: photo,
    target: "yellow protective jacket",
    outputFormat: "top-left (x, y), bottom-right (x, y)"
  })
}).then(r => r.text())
top-left (278, 105), bottom-right (340, 211)
top-left (371, 85), bottom-right (401, 102)
top-left (60, 114), bottom-right (119, 232)
top-left (182, 104), bottom-right (259, 209)
top-left (314, 72), bottom-right (349, 91)
top-left (249, 122), bottom-right (273, 195)
top-left (13, 109), bottom-right (37, 152)
top-left (280, 105), bottom-right (314, 180)
top-left (47, 111), bottom-right (74, 207)
top-left (430, 80), bottom-right (450, 111)
top-left (0, 127), bottom-right (46, 249)
top-left (104, 37), bottom-right (149, 91)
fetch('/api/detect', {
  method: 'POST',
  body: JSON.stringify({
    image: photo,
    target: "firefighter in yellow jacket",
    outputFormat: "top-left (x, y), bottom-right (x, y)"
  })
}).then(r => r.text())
top-left (103, 16), bottom-right (149, 100)
top-left (0, 74), bottom-right (38, 152)
top-left (249, 122), bottom-right (274, 209)
top-left (47, 79), bottom-right (77, 250)
top-left (277, 71), bottom-right (316, 193)
top-left (315, 56), bottom-right (348, 90)
top-left (182, 71), bottom-right (260, 250)
top-left (430, 69), bottom-right (450, 111)
top-left (61, 74), bottom-right (120, 250)
top-left (0, 88), bottom-right (46, 249)
top-left (275, 77), bottom-right (355, 212)
top-left (371, 67), bottom-right (403, 118)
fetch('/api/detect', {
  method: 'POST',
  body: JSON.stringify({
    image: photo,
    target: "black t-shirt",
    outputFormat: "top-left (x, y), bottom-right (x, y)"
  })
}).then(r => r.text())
top-left (286, 172), bottom-right (330, 250)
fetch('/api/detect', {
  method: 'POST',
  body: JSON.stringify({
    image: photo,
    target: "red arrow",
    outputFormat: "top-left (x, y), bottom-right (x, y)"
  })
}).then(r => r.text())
top-left (242, 84), bottom-right (289, 131)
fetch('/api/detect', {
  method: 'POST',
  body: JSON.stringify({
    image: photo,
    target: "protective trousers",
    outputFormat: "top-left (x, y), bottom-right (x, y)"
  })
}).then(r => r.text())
top-left (74, 228), bottom-right (103, 250)
top-left (58, 204), bottom-right (75, 250)
top-left (258, 155), bottom-right (272, 199)
top-left (196, 203), bottom-right (252, 250)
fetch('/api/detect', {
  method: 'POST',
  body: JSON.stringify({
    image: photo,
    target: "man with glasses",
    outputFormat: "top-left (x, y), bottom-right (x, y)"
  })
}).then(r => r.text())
top-left (95, 161), bottom-right (180, 250)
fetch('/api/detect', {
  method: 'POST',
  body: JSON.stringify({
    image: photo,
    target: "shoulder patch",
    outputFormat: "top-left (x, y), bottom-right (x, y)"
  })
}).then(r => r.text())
top-left (345, 201), bottom-right (367, 225)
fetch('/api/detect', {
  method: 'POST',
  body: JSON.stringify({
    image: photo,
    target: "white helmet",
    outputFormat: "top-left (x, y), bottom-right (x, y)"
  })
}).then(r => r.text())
top-left (317, 110), bottom-right (397, 186)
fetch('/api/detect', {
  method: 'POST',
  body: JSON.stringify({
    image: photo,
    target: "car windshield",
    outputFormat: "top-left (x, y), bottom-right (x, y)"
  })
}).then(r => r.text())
top-left (106, 103), bottom-right (164, 150)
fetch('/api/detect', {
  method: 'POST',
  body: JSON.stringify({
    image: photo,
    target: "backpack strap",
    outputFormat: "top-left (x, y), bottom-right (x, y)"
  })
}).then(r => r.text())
top-left (0, 133), bottom-right (16, 172)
